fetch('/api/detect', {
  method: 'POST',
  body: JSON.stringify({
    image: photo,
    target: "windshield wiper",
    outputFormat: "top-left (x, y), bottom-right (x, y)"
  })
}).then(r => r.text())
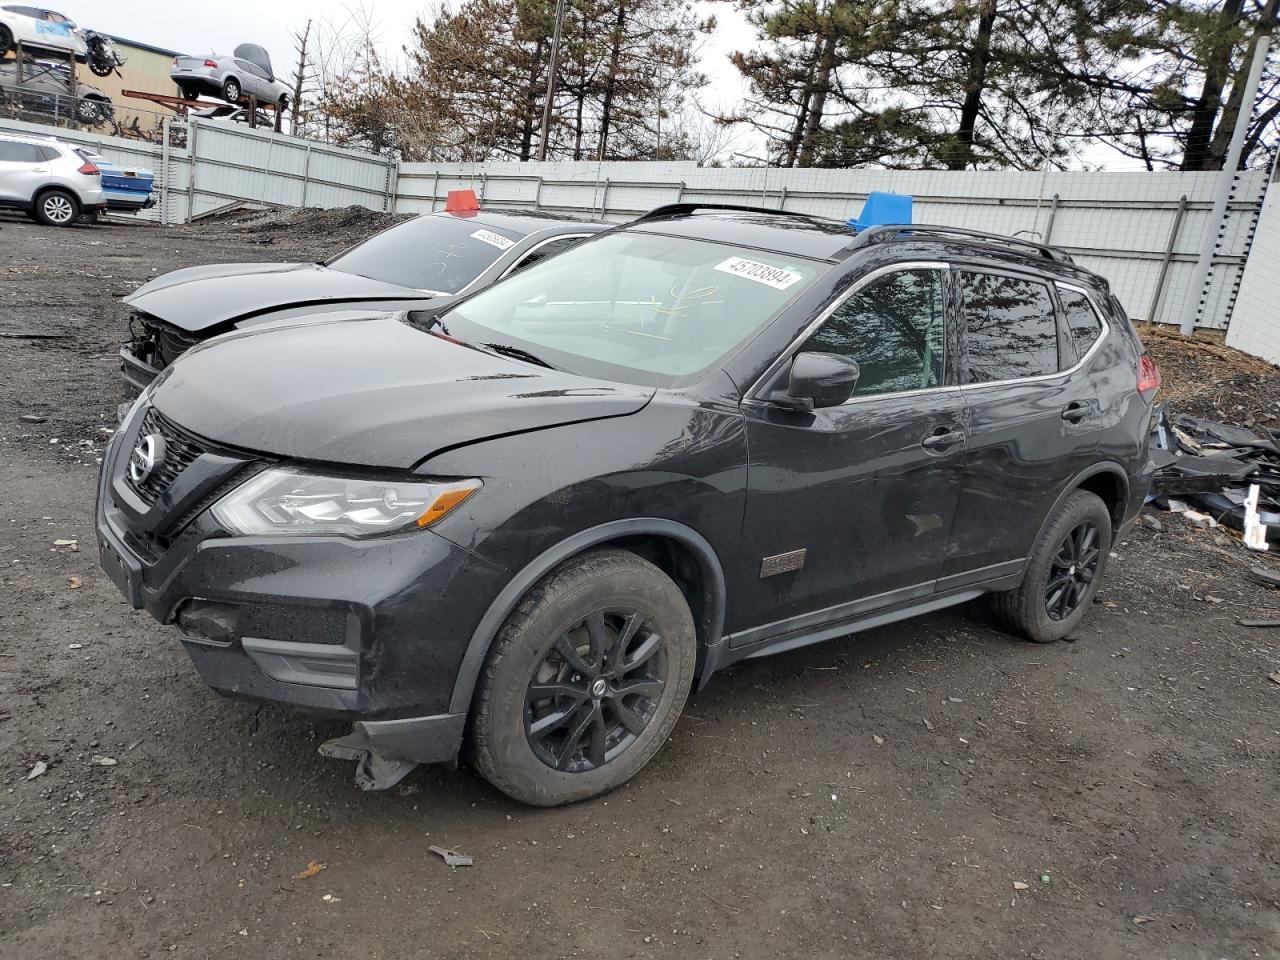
top-left (480, 342), bottom-right (556, 370)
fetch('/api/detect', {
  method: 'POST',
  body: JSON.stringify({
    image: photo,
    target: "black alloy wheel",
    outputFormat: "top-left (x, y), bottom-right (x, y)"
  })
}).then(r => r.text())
top-left (525, 609), bottom-right (666, 772)
top-left (1045, 521), bottom-right (1101, 621)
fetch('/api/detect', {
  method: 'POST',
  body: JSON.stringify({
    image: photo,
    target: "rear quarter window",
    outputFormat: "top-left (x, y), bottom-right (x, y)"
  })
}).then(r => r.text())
top-left (959, 271), bottom-right (1059, 382)
top-left (1058, 287), bottom-right (1104, 361)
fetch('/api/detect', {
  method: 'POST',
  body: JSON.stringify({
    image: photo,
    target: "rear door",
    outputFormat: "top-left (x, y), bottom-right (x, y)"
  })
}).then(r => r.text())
top-left (0, 139), bottom-right (48, 205)
top-left (734, 262), bottom-right (969, 638)
top-left (944, 267), bottom-right (1103, 580)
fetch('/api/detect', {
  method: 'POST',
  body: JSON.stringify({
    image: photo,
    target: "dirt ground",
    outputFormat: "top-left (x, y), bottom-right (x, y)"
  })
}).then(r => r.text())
top-left (2, 209), bottom-right (1279, 960)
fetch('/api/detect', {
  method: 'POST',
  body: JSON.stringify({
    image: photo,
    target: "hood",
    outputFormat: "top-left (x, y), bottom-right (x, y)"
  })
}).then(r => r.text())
top-left (124, 263), bottom-right (429, 333)
top-left (151, 315), bottom-right (654, 469)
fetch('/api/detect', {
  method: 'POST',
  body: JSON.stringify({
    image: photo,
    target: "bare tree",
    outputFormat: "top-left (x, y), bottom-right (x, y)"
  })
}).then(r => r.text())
top-left (289, 19), bottom-right (313, 137)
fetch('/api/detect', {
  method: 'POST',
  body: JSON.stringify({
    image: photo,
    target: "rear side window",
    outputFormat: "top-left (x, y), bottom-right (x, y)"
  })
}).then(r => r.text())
top-left (0, 141), bottom-right (45, 162)
top-left (38, 145), bottom-right (59, 161)
top-left (1058, 287), bottom-right (1103, 361)
top-left (960, 272), bottom-right (1059, 382)
top-left (802, 268), bottom-right (945, 396)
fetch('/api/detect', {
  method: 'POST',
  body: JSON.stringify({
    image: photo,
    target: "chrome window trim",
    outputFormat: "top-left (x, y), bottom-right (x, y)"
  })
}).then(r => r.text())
top-left (497, 231), bottom-right (596, 280)
top-left (745, 260), bottom-right (951, 403)
top-left (958, 279), bottom-right (1110, 391)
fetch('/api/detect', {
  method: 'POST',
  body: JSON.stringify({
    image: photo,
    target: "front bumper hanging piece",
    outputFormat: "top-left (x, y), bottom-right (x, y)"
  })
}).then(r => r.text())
top-left (319, 729), bottom-right (418, 791)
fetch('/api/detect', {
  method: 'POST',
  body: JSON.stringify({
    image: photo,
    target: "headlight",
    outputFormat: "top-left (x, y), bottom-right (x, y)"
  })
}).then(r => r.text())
top-left (210, 469), bottom-right (480, 538)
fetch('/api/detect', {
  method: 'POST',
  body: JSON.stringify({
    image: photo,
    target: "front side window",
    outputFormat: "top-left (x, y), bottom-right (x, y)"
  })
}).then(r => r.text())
top-left (328, 215), bottom-right (527, 294)
top-left (960, 272), bottom-right (1059, 382)
top-left (1058, 286), bottom-right (1104, 361)
top-left (801, 268), bottom-right (945, 397)
top-left (442, 231), bottom-right (823, 384)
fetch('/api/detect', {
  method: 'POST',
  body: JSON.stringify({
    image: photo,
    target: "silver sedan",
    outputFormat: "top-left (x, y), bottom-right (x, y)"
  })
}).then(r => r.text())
top-left (171, 42), bottom-right (289, 109)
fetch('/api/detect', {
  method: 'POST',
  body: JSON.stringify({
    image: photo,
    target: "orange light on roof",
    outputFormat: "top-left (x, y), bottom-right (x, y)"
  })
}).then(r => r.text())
top-left (415, 480), bottom-right (481, 527)
top-left (445, 189), bottom-right (480, 213)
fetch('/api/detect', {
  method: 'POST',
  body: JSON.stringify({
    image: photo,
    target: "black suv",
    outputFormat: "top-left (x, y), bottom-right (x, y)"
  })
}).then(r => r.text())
top-left (96, 205), bottom-right (1159, 806)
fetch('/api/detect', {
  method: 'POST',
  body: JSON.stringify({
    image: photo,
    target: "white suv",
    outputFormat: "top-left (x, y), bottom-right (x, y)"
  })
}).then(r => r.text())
top-left (0, 132), bottom-right (105, 226)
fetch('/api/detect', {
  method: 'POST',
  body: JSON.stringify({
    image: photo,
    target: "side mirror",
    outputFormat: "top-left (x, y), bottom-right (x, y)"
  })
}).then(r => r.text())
top-left (773, 351), bottom-right (860, 411)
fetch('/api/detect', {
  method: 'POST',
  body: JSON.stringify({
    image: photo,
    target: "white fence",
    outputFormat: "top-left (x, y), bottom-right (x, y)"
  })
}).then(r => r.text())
top-left (0, 115), bottom-right (397, 225)
top-left (397, 162), bottom-right (1269, 330)
top-left (1226, 189), bottom-right (1280, 363)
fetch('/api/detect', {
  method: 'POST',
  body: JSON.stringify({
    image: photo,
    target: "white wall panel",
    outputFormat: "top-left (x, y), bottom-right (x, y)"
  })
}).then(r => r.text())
top-left (397, 161), bottom-right (1270, 330)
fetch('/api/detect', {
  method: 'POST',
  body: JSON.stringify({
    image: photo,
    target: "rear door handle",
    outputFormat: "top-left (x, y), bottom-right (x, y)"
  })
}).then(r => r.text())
top-left (1061, 401), bottom-right (1091, 423)
top-left (921, 427), bottom-right (965, 451)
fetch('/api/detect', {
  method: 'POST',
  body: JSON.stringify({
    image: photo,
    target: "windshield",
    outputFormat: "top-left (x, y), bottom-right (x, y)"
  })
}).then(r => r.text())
top-left (442, 232), bottom-right (824, 385)
top-left (329, 215), bottom-right (526, 294)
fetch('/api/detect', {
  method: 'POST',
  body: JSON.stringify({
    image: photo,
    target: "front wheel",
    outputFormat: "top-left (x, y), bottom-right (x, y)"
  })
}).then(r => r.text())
top-left (471, 548), bottom-right (696, 806)
top-left (0, 25), bottom-right (13, 54)
top-left (990, 489), bottom-right (1112, 643)
top-left (34, 189), bottom-right (80, 227)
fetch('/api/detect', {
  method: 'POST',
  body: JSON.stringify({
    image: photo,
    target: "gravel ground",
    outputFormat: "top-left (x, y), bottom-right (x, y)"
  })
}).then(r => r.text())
top-left (2, 211), bottom-right (1279, 960)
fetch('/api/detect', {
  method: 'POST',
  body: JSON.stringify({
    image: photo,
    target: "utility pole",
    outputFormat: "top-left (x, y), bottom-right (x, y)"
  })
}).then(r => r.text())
top-left (1180, 32), bottom-right (1273, 334)
top-left (536, 0), bottom-right (568, 162)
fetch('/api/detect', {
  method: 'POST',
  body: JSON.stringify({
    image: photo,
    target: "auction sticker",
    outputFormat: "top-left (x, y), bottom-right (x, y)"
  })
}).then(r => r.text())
top-left (713, 257), bottom-right (803, 290)
top-left (470, 229), bottom-right (515, 250)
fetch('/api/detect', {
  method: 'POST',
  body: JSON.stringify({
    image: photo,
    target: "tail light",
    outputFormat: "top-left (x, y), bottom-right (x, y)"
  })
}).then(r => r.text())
top-left (1137, 354), bottom-right (1161, 393)
top-left (204, 59), bottom-right (218, 68)
top-left (77, 161), bottom-right (100, 175)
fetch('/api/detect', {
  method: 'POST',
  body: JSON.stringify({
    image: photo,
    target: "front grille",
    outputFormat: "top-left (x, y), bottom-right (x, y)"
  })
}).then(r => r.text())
top-left (127, 407), bottom-right (209, 505)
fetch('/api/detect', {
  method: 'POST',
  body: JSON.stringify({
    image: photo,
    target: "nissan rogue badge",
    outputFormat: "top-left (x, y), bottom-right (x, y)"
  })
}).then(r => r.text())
top-left (129, 433), bottom-right (166, 485)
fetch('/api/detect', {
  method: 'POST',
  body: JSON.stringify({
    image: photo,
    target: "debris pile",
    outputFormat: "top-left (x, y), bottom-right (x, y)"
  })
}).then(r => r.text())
top-left (1150, 406), bottom-right (1280, 549)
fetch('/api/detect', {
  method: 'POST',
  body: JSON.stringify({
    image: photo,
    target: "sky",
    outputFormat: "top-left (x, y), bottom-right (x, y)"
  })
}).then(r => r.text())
top-left (64, 0), bottom-right (1139, 168)
top-left (66, 0), bottom-right (756, 114)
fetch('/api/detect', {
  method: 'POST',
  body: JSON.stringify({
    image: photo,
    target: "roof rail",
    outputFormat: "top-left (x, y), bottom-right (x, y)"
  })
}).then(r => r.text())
top-left (849, 223), bottom-right (1074, 263)
top-left (634, 202), bottom-right (824, 223)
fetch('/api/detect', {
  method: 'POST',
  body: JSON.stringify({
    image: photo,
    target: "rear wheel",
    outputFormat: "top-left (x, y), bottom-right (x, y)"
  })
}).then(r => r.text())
top-left (990, 490), bottom-right (1112, 643)
top-left (0, 25), bottom-right (13, 53)
top-left (471, 548), bottom-right (696, 806)
top-left (222, 77), bottom-right (241, 104)
top-left (34, 189), bottom-right (80, 227)
top-left (75, 97), bottom-right (102, 124)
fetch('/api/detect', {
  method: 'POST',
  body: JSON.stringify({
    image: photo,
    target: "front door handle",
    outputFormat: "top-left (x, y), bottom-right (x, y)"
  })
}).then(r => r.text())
top-left (1061, 401), bottom-right (1091, 423)
top-left (921, 427), bottom-right (965, 451)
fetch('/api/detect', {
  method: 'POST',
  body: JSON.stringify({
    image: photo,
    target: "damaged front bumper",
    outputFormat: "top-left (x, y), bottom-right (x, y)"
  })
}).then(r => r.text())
top-left (95, 415), bottom-right (508, 788)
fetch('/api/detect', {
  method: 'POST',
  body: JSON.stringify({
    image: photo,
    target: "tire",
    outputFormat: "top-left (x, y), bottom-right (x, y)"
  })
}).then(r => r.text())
top-left (75, 98), bottom-right (101, 124)
top-left (179, 85), bottom-right (198, 101)
top-left (222, 77), bottom-right (241, 104)
top-left (990, 490), bottom-right (1112, 643)
top-left (34, 189), bottom-right (80, 228)
top-left (278, 94), bottom-right (290, 112)
top-left (471, 548), bottom-right (696, 806)
top-left (0, 25), bottom-right (13, 53)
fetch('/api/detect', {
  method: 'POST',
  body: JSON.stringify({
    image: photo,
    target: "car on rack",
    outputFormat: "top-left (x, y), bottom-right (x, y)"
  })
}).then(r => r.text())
top-left (171, 42), bottom-right (290, 110)
top-left (0, 130), bottom-right (104, 225)
top-left (118, 205), bottom-right (608, 390)
top-left (0, 57), bottom-right (112, 123)
top-left (0, 5), bottom-right (86, 60)
top-left (188, 103), bottom-right (271, 127)
top-left (96, 204), bottom-right (1159, 806)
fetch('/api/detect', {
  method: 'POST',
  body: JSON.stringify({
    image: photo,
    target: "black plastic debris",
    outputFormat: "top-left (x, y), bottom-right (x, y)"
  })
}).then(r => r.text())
top-left (1149, 405), bottom-right (1280, 546)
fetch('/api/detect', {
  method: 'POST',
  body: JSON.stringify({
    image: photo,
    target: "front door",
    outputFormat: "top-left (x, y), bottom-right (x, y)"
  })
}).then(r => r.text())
top-left (733, 263), bottom-right (967, 641)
